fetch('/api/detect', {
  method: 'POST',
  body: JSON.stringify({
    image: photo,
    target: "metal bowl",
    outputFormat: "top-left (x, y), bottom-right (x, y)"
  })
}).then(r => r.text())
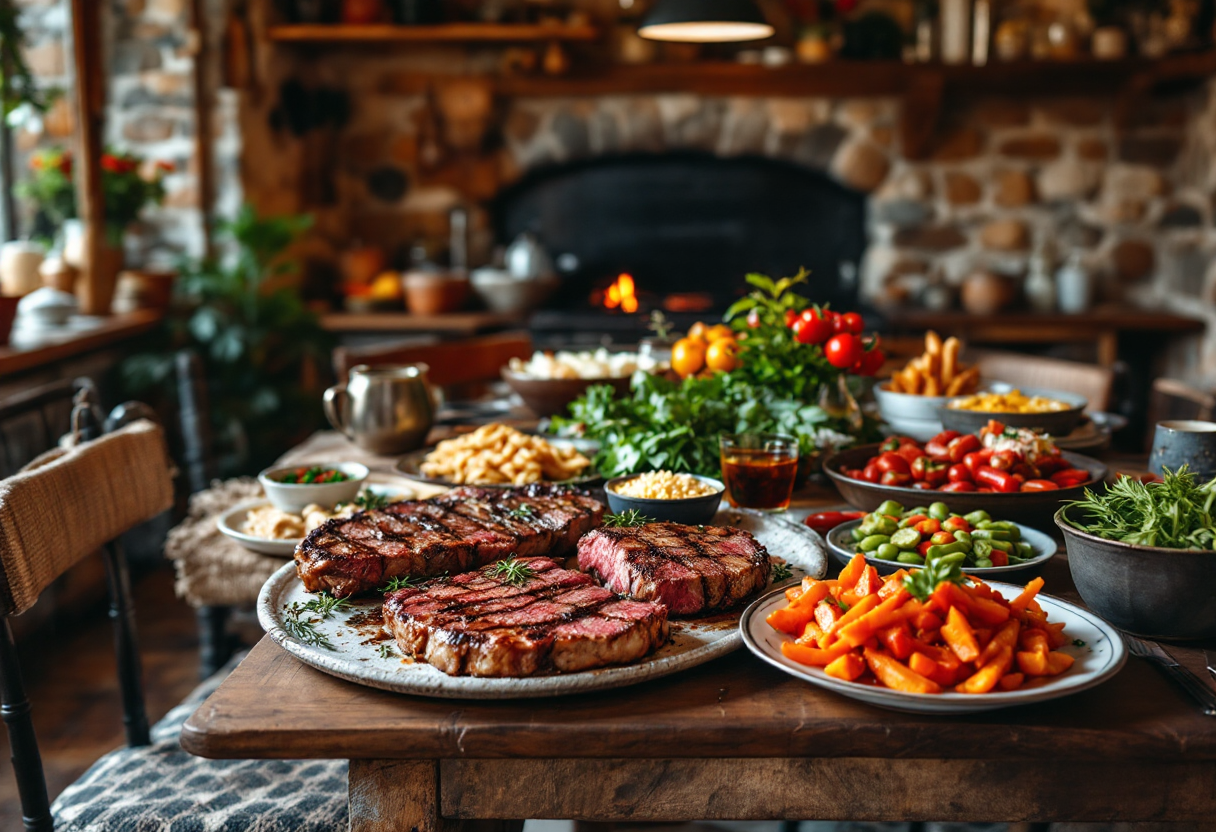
top-left (604, 474), bottom-right (725, 525)
top-left (1056, 506), bottom-right (1216, 641)
top-left (939, 386), bottom-right (1088, 437)
top-left (823, 443), bottom-right (1108, 527)
top-left (502, 370), bottom-right (633, 419)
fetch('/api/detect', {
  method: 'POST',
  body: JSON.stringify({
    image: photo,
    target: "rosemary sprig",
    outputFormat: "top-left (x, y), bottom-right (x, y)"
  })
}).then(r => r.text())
top-left (603, 509), bottom-right (654, 528)
top-left (301, 592), bottom-right (349, 617)
top-left (378, 642), bottom-right (397, 659)
top-left (488, 557), bottom-right (535, 586)
top-left (282, 602), bottom-right (335, 649)
top-left (380, 574), bottom-right (420, 593)
top-left (770, 561), bottom-right (794, 582)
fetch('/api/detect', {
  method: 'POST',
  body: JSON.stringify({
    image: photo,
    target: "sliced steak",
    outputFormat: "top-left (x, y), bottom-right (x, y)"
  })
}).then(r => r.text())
top-left (577, 522), bottom-right (770, 615)
top-left (383, 557), bottom-right (669, 677)
top-left (295, 484), bottom-right (604, 597)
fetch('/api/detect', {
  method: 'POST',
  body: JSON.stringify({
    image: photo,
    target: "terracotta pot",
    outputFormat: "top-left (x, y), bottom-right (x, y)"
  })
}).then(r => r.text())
top-left (77, 243), bottom-right (124, 316)
top-left (960, 271), bottom-right (1016, 316)
top-left (403, 271), bottom-right (469, 316)
top-left (0, 296), bottom-right (18, 347)
top-left (113, 269), bottom-right (175, 312)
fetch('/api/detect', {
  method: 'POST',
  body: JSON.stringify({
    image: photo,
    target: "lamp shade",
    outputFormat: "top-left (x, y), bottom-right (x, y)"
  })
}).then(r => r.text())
top-left (638, 0), bottom-right (775, 42)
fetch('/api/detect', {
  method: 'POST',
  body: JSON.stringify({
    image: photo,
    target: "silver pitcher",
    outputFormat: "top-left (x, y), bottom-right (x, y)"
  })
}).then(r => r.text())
top-left (323, 364), bottom-right (435, 455)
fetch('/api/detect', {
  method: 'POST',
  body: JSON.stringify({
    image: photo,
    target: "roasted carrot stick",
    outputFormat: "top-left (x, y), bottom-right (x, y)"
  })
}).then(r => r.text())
top-left (1009, 577), bottom-right (1045, 613)
top-left (864, 648), bottom-right (941, 694)
top-left (941, 605), bottom-right (980, 663)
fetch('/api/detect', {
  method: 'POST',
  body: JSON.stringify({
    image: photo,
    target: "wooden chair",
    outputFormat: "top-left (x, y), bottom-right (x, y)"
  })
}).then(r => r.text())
top-left (0, 377), bottom-right (95, 479)
top-left (971, 350), bottom-right (1115, 413)
top-left (1145, 378), bottom-right (1216, 448)
top-left (0, 413), bottom-right (347, 832)
top-left (332, 331), bottom-right (533, 390)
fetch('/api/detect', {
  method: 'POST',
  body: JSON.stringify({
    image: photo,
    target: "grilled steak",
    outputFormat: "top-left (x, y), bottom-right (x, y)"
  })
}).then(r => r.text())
top-left (577, 523), bottom-right (770, 615)
top-left (383, 557), bottom-right (669, 677)
top-left (295, 484), bottom-right (604, 597)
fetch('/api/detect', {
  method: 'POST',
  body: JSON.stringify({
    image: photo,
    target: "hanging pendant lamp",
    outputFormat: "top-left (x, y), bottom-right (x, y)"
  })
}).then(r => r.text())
top-left (638, 0), bottom-right (775, 43)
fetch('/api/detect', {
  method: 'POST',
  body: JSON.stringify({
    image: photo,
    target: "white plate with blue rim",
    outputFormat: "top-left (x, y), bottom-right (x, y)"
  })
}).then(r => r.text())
top-left (740, 581), bottom-right (1126, 714)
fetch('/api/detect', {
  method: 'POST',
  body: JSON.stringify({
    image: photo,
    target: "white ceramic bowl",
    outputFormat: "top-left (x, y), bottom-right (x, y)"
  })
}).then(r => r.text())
top-left (883, 414), bottom-right (945, 442)
top-left (874, 382), bottom-right (953, 422)
top-left (470, 268), bottom-right (558, 314)
top-left (258, 462), bottom-right (369, 513)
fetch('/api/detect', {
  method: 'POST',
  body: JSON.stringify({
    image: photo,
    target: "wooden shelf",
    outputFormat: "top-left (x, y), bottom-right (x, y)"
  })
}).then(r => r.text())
top-left (0, 310), bottom-right (163, 378)
top-left (267, 23), bottom-right (601, 44)
top-left (320, 310), bottom-right (527, 335)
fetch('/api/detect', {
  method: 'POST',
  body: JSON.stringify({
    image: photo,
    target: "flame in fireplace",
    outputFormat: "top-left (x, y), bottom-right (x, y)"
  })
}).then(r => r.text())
top-left (603, 273), bottom-right (639, 314)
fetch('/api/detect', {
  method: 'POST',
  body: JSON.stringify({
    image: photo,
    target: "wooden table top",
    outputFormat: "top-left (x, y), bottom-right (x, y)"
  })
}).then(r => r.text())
top-left (182, 432), bottom-right (1216, 765)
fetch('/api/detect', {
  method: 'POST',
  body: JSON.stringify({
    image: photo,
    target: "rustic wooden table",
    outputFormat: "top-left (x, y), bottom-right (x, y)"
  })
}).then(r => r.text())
top-left (182, 432), bottom-right (1216, 831)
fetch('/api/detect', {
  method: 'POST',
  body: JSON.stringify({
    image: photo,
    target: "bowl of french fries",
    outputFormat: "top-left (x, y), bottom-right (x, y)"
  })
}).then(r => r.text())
top-left (874, 332), bottom-right (985, 441)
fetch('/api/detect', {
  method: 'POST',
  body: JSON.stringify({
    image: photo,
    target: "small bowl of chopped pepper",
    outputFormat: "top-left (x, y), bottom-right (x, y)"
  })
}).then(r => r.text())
top-left (259, 462), bottom-right (370, 514)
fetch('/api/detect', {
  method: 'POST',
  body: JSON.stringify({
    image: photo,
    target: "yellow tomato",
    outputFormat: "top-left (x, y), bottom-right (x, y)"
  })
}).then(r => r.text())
top-left (686, 322), bottom-right (710, 343)
top-left (671, 338), bottom-right (706, 377)
top-left (705, 324), bottom-right (734, 344)
top-left (705, 338), bottom-right (740, 372)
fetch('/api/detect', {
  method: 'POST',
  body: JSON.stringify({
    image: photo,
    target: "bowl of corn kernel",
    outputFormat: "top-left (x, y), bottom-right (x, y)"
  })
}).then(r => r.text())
top-left (605, 471), bottom-right (725, 525)
top-left (939, 385), bottom-right (1087, 437)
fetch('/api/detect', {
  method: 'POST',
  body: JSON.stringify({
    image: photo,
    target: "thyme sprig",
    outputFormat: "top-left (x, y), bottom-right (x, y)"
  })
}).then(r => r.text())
top-left (488, 557), bottom-right (535, 586)
top-left (283, 602), bottom-right (334, 649)
top-left (378, 643), bottom-right (397, 659)
top-left (603, 509), bottom-right (654, 528)
top-left (301, 592), bottom-right (349, 617)
top-left (770, 561), bottom-right (794, 582)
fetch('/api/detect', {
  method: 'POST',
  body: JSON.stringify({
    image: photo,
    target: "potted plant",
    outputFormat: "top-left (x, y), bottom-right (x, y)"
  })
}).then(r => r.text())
top-left (122, 204), bottom-right (335, 475)
top-left (19, 147), bottom-right (171, 314)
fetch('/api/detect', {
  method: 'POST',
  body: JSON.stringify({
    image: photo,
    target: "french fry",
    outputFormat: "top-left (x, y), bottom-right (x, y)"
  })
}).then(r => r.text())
top-left (941, 337), bottom-right (960, 385)
top-left (892, 332), bottom-right (980, 397)
top-left (923, 375), bottom-right (941, 397)
top-left (925, 330), bottom-right (943, 356)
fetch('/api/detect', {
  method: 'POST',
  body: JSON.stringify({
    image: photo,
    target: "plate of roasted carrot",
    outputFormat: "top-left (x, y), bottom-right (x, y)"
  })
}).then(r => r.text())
top-left (740, 554), bottom-right (1126, 713)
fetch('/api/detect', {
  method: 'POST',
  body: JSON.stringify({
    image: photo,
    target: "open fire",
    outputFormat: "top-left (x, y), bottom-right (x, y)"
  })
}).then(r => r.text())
top-left (600, 273), bottom-right (639, 314)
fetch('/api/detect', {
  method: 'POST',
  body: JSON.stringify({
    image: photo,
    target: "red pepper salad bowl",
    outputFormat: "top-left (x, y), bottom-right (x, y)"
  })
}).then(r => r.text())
top-left (824, 443), bottom-right (1108, 528)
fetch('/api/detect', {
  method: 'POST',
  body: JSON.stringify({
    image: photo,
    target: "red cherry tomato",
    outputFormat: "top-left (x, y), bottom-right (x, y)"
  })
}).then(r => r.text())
top-left (794, 310), bottom-right (834, 344)
top-left (824, 333), bottom-right (863, 369)
top-left (854, 348), bottom-right (885, 377)
top-left (940, 481), bottom-right (977, 493)
top-left (838, 311), bottom-right (864, 335)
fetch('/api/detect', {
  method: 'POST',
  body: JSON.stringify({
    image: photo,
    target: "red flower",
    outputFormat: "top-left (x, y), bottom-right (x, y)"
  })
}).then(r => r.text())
top-left (101, 154), bottom-right (121, 173)
top-left (58, 154), bottom-right (73, 176)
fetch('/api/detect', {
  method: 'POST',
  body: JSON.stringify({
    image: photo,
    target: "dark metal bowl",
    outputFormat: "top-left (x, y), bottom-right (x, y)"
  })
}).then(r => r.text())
top-left (502, 370), bottom-right (633, 419)
top-left (938, 387), bottom-right (1087, 438)
top-left (823, 443), bottom-right (1108, 528)
top-left (604, 474), bottom-right (725, 525)
top-left (1056, 506), bottom-right (1216, 641)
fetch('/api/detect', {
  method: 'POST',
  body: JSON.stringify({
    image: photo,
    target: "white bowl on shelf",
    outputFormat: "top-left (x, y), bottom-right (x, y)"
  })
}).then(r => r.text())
top-left (470, 268), bottom-right (557, 315)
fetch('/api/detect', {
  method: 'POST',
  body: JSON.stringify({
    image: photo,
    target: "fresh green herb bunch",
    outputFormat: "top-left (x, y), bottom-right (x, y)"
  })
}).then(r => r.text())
top-left (1065, 466), bottom-right (1216, 550)
top-left (902, 557), bottom-right (967, 602)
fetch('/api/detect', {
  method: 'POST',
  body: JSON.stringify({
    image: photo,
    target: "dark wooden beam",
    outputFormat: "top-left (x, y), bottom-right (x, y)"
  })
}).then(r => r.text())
top-left (69, 0), bottom-right (107, 314)
top-left (189, 0), bottom-right (215, 257)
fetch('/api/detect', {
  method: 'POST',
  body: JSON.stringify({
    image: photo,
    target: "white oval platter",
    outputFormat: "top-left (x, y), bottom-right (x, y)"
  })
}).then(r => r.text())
top-left (741, 580), bottom-right (1127, 715)
top-left (257, 507), bottom-right (828, 699)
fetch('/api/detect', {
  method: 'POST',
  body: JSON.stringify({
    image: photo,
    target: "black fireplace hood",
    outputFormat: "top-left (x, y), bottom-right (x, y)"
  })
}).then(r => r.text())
top-left (493, 152), bottom-right (868, 314)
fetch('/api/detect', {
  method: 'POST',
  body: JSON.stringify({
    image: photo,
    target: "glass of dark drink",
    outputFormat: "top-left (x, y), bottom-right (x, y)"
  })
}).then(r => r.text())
top-left (719, 433), bottom-right (800, 512)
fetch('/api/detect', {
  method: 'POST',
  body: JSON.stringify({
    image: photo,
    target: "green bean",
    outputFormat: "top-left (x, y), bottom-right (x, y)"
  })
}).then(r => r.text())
top-left (928, 502), bottom-right (950, 521)
top-left (926, 541), bottom-right (969, 559)
top-left (859, 534), bottom-right (891, 552)
top-left (896, 552), bottom-right (925, 565)
top-left (890, 528), bottom-right (922, 549)
top-left (971, 529), bottom-right (1014, 541)
top-left (952, 530), bottom-right (972, 546)
top-left (964, 510), bottom-right (990, 525)
top-left (936, 551), bottom-right (968, 566)
top-left (988, 538), bottom-right (1015, 553)
top-left (1015, 541), bottom-right (1035, 558)
top-left (975, 558), bottom-right (994, 569)
top-left (852, 526), bottom-right (865, 542)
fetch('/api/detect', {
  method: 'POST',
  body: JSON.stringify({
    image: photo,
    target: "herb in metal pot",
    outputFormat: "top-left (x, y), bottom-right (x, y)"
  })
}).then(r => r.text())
top-left (1065, 467), bottom-right (1216, 550)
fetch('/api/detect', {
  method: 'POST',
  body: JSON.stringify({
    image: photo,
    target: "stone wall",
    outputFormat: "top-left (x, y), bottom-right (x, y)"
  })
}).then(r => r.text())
top-left (14, 0), bottom-right (240, 264)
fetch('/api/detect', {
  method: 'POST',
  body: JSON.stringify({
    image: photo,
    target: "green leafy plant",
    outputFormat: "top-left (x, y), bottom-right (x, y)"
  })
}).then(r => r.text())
top-left (121, 204), bottom-right (333, 475)
top-left (902, 557), bottom-right (966, 602)
top-left (0, 4), bottom-right (54, 118)
top-left (1065, 467), bottom-right (1216, 550)
top-left (552, 371), bottom-right (854, 479)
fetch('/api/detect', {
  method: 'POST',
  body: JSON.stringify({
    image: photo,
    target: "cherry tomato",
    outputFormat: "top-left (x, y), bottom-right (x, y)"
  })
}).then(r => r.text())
top-left (838, 311), bottom-right (864, 335)
top-left (804, 511), bottom-right (865, 534)
top-left (942, 516), bottom-right (971, 533)
top-left (880, 470), bottom-right (912, 487)
top-left (947, 463), bottom-right (972, 484)
top-left (793, 310), bottom-right (833, 344)
top-left (930, 531), bottom-right (955, 546)
top-left (912, 481), bottom-right (934, 490)
top-left (862, 463), bottom-right (882, 483)
top-left (854, 348), bottom-right (885, 377)
top-left (914, 519), bottom-right (942, 535)
top-left (747, 309), bottom-right (762, 328)
top-left (784, 309), bottom-right (798, 328)
top-left (875, 452), bottom-right (911, 475)
top-left (824, 333), bottom-right (863, 369)
top-left (940, 481), bottom-right (977, 493)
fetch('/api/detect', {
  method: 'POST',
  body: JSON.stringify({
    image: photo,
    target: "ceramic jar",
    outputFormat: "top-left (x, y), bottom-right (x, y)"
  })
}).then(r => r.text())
top-left (0, 241), bottom-right (46, 297)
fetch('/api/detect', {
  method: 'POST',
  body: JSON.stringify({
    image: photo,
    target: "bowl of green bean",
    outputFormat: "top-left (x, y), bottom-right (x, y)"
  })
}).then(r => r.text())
top-left (825, 499), bottom-right (1057, 576)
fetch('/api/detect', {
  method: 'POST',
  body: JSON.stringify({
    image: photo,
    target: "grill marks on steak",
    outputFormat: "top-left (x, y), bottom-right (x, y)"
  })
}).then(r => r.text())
top-left (577, 523), bottom-right (770, 615)
top-left (383, 557), bottom-right (669, 677)
top-left (294, 484), bottom-right (604, 597)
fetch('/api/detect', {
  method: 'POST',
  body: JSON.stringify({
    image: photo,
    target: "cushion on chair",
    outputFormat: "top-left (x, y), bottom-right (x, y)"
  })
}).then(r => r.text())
top-left (50, 653), bottom-right (348, 832)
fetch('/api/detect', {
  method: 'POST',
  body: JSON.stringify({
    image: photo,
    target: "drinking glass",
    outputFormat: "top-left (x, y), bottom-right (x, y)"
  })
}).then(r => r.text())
top-left (719, 433), bottom-right (800, 512)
